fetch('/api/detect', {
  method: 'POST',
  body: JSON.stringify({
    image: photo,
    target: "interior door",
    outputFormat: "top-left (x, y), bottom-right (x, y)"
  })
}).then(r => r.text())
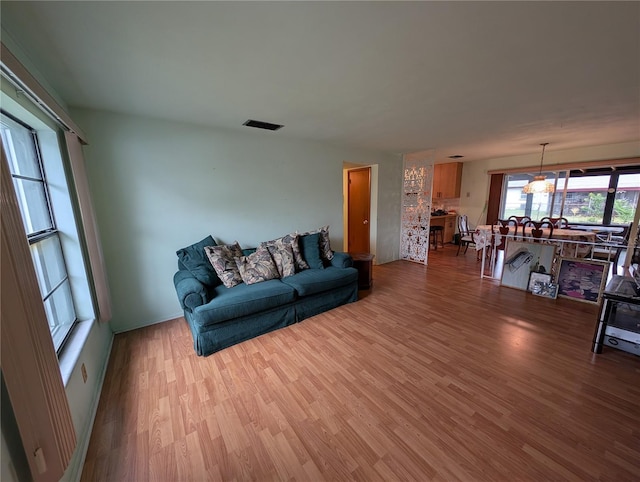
top-left (348, 167), bottom-right (371, 254)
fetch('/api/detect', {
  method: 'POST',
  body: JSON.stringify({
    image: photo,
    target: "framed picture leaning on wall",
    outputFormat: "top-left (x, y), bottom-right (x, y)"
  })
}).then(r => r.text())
top-left (528, 271), bottom-right (552, 292)
top-left (529, 272), bottom-right (559, 299)
top-left (556, 258), bottom-right (610, 304)
top-left (501, 240), bottom-right (557, 291)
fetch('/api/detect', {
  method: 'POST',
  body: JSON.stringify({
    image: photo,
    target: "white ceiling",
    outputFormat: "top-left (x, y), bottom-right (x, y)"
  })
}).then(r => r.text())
top-left (2, 1), bottom-right (639, 162)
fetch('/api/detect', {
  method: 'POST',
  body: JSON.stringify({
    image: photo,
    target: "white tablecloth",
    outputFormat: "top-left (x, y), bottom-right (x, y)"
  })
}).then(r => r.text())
top-left (474, 225), bottom-right (598, 257)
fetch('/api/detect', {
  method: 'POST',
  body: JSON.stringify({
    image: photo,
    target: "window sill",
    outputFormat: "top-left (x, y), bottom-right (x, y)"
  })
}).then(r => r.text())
top-left (59, 319), bottom-right (94, 387)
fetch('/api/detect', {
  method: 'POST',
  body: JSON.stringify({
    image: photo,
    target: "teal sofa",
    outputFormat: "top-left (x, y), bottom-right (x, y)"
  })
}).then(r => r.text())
top-left (173, 235), bottom-right (359, 356)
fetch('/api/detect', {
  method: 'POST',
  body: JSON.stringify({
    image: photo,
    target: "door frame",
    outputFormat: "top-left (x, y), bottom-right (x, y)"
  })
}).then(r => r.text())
top-left (343, 163), bottom-right (378, 259)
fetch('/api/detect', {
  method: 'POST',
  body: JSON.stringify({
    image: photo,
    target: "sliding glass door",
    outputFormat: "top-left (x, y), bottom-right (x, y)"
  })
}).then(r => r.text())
top-left (500, 166), bottom-right (639, 225)
top-left (613, 173), bottom-right (640, 224)
top-left (563, 174), bottom-right (611, 224)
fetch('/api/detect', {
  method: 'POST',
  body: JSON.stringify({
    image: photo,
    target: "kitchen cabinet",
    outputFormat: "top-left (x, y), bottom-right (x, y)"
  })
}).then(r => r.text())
top-left (433, 162), bottom-right (463, 199)
top-left (430, 214), bottom-right (458, 244)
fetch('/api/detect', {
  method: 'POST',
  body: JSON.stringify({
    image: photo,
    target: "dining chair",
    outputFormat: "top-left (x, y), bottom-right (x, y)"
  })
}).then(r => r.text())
top-left (610, 222), bottom-right (633, 245)
top-left (540, 216), bottom-right (570, 229)
top-left (592, 222), bottom-right (633, 274)
top-left (493, 218), bottom-right (518, 250)
top-left (456, 214), bottom-right (477, 256)
top-left (486, 219), bottom-right (518, 276)
top-left (507, 215), bottom-right (531, 240)
top-left (525, 220), bottom-right (554, 242)
top-left (508, 215), bottom-right (531, 228)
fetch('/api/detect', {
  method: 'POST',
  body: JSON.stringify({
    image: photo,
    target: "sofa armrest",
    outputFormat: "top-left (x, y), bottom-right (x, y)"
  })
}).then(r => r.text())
top-left (174, 270), bottom-right (211, 312)
top-left (330, 251), bottom-right (353, 268)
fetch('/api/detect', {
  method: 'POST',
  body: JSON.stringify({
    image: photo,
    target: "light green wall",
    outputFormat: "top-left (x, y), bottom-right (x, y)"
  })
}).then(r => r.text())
top-left (71, 108), bottom-right (402, 333)
top-left (1, 26), bottom-right (70, 113)
top-left (459, 141), bottom-right (640, 227)
top-left (59, 321), bottom-right (113, 482)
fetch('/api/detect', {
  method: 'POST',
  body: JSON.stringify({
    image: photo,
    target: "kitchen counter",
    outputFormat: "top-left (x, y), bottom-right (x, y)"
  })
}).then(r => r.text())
top-left (430, 214), bottom-right (458, 244)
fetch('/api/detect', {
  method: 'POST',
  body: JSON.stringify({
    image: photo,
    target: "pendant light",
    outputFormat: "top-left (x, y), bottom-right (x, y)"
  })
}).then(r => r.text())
top-left (523, 143), bottom-right (555, 194)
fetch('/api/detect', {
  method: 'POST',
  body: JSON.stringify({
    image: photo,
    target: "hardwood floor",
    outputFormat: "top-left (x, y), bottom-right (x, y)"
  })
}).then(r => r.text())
top-left (81, 245), bottom-right (640, 481)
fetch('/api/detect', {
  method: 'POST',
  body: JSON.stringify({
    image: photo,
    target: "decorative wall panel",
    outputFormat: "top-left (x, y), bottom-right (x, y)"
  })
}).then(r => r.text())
top-left (400, 153), bottom-right (433, 264)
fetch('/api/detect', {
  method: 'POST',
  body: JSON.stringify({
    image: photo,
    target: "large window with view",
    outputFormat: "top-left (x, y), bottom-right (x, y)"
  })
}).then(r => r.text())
top-left (501, 167), bottom-right (639, 226)
top-left (1, 112), bottom-right (77, 351)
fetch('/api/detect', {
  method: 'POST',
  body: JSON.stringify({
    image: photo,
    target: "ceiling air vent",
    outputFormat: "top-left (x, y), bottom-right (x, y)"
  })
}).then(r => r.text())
top-left (243, 119), bottom-right (284, 131)
top-left (448, 155), bottom-right (464, 159)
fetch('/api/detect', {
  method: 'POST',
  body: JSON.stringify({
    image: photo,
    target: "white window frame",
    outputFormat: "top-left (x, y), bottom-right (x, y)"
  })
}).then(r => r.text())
top-left (500, 168), bottom-right (640, 225)
top-left (1, 112), bottom-right (80, 351)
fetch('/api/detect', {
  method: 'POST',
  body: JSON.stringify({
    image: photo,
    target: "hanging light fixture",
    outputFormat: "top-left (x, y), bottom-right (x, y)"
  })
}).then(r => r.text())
top-left (523, 142), bottom-right (555, 194)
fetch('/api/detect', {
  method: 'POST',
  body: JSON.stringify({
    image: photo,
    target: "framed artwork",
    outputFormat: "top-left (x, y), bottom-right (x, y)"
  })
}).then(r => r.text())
top-left (531, 280), bottom-right (559, 299)
top-left (556, 258), bottom-right (610, 304)
top-left (528, 272), bottom-right (552, 292)
top-left (501, 240), bottom-right (557, 291)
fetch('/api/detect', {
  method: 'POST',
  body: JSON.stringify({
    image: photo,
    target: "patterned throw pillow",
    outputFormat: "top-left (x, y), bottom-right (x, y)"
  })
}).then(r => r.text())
top-left (266, 243), bottom-right (296, 278)
top-left (204, 242), bottom-right (244, 288)
top-left (299, 225), bottom-right (334, 261)
top-left (260, 233), bottom-right (309, 271)
top-left (235, 247), bottom-right (280, 285)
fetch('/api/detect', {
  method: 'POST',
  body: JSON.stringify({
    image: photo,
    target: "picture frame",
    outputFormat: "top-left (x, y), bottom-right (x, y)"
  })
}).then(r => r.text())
top-left (556, 258), bottom-right (610, 304)
top-left (531, 280), bottom-right (559, 299)
top-left (500, 240), bottom-right (557, 291)
top-left (528, 272), bottom-right (552, 292)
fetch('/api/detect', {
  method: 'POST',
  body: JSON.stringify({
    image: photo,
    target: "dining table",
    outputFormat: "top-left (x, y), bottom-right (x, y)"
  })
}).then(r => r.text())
top-left (473, 224), bottom-right (601, 280)
top-left (474, 224), bottom-right (599, 258)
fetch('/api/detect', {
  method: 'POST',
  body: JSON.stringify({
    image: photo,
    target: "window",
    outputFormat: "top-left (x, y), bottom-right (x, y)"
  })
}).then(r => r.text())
top-left (613, 173), bottom-right (640, 224)
top-left (1, 112), bottom-right (77, 351)
top-left (563, 174), bottom-right (611, 224)
top-left (500, 167), bottom-right (639, 225)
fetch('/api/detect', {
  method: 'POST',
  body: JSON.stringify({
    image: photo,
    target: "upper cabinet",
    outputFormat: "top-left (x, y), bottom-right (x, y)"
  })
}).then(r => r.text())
top-left (433, 162), bottom-right (463, 199)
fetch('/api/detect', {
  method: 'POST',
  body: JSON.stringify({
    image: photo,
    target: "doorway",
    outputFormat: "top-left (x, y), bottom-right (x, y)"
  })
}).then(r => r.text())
top-left (347, 167), bottom-right (371, 254)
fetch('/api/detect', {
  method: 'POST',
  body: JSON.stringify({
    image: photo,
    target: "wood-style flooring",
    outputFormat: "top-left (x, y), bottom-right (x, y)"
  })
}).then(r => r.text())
top-left (81, 245), bottom-right (640, 481)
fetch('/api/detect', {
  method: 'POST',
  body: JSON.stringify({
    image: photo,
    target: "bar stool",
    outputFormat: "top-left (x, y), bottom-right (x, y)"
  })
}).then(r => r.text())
top-left (429, 225), bottom-right (444, 250)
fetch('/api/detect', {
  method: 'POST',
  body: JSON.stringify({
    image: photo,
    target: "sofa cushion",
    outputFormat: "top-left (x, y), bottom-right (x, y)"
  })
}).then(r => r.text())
top-left (176, 235), bottom-right (220, 286)
top-left (204, 242), bottom-right (244, 288)
top-left (260, 233), bottom-right (309, 272)
top-left (281, 266), bottom-right (358, 297)
top-left (299, 225), bottom-right (334, 261)
top-left (193, 279), bottom-right (296, 327)
top-left (265, 243), bottom-right (295, 278)
top-left (299, 232), bottom-right (324, 270)
top-left (236, 247), bottom-right (280, 285)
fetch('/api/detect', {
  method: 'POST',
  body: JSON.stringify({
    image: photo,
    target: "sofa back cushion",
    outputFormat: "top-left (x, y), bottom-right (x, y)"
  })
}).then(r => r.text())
top-left (176, 235), bottom-right (221, 287)
top-left (299, 225), bottom-right (334, 262)
top-left (299, 232), bottom-right (324, 270)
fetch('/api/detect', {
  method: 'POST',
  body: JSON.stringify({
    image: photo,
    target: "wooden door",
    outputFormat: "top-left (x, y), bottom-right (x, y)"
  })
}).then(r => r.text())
top-left (348, 167), bottom-right (371, 254)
